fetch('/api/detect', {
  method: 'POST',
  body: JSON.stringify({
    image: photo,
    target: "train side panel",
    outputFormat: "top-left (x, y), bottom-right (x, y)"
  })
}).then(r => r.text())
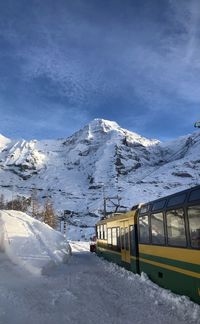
top-left (138, 244), bottom-right (200, 303)
top-left (96, 185), bottom-right (200, 304)
top-left (137, 185), bottom-right (200, 304)
top-left (96, 211), bottom-right (139, 272)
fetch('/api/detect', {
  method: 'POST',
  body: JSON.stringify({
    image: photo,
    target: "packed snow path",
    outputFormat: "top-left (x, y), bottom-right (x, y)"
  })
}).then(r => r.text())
top-left (0, 242), bottom-right (199, 324)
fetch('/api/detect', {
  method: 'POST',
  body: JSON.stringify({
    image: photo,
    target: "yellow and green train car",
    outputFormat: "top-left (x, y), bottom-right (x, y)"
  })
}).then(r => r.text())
top-left (96, 209), bottom-right (139, 273)
top-left (96, 185), bottom-right (200, 304)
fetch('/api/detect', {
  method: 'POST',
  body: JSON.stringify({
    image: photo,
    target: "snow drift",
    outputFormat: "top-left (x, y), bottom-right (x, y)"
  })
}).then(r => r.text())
top-left (0, 210), bottom-right (71, 275)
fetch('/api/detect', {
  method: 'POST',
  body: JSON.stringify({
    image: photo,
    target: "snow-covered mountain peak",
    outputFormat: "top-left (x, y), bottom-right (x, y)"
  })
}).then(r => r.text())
top-left (63, 118), bottom-right (121, 146)
top-left (64, 118), bottom-right (159, 150)
top-left (81, 118), bottom-right (121, 140)
top-left (0, 134), bottom-right (11, 149)
top-left (89, 118), bottom-right (120, 132)
top-left (0, 121), bottom-right (200, 240)
top-left (87, 118), bottom-right (159, 147)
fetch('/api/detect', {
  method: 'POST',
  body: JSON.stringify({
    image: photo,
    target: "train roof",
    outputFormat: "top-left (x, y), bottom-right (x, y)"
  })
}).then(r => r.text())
top-left (96, 210), bottom-right (137, 225)
top-left (96, 185), bottom-right (200, 225)
top-left (137, 184), bottom-right (200, 214)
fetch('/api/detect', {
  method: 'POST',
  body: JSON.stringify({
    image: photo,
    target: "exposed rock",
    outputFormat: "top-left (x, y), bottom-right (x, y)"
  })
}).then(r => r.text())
top-left (172, 171), bottom-right (193, 178)
top-left (0, 118), bottom-right (199, 242)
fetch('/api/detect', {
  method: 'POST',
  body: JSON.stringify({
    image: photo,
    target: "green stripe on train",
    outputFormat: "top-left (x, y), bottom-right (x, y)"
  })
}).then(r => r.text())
top-left (96, 247), bottom-right (138, 273)
top-left (140, 252), bottom-right (200, 274)
top-left (96, 247), bottom-right (122, 266)
top-left (96, 247), bottom-right (200, 304)
top-left (139, 259), bottom-right (200, 304)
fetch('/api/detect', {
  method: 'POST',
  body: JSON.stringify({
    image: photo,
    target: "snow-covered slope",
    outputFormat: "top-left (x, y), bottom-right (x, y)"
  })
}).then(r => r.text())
top-left (0, 210), bottom-right (71, 274)
top-left (0, 119), bottom-right (200, 239)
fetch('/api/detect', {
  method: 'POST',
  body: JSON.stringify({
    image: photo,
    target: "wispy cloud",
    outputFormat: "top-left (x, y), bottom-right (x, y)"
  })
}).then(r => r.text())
top-left (0, 0), bottom-right (200, 139)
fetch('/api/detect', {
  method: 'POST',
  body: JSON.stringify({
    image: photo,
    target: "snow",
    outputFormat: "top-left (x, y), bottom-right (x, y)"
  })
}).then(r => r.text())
top-left (0, 123), bottom-right (199, 321)
top-left (0, 134), bottom-right (11, 149)
top-left (89, 118), bottom-right (120, 132)
top-left (0, 241), bottom-right (199, 324)
top-left (0, 119), bottom-right (200, 240)
top-left (0, 208), bottom-right (199, 323)
top-left (0, 210), bottom-right (71, 275)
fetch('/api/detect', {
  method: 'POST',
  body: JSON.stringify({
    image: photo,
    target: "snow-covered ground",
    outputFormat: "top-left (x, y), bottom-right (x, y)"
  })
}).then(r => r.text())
top-left (0, 234), bottom-right (199, 323)
top-left (0, 210), bottom-right (71, 274)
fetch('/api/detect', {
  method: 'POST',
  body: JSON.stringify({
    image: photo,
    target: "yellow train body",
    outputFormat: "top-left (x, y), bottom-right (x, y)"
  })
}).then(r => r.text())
top-left (96, 185), bottom-right (200, 304)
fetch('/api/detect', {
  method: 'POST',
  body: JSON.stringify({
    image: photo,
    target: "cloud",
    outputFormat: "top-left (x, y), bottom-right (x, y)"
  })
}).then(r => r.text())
top-left (0, 0), bottom-right (200, 140)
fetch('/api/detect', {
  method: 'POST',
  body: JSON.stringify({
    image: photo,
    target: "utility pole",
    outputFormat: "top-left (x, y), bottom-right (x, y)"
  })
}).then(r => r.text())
top-left (11, 184), bottom-right (14, 210)
top-left (61, 210), bottom-right (71, 237)
top-left (103, 196), bottom-right (107, 218)
top-left (103, 195), bottom-right (123, 217)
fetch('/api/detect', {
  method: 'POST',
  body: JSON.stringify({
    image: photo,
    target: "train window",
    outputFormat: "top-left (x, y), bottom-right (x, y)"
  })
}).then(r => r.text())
top-left (167, 194), bottom-right (186, 207)
top-left (139, 204), bottom-right (149, 214)
top-left (100, 225), bottom-right (104, 239)
top-left (188, 205), bottom-right (200, 248)
top-left (139, 215), bottom-right (150, 243)
top-left (152, 200), bottom-right (166, 211)
top-left (121, 228), bottom-right (125, 249)
top-left (107, 228), bottom-right (112, 244)
top-left (97, 226), bottom-right (100, 239)
top-left (130, 225), bottom-right (136, 254)
top-left (112, 228), bottom-right (117, 246)
top-left (117, 227), bottom-right (121, 248)
top-left (188, 189), bottom-right (200, 202)
top-left (151, 213), bottom-right (165, 245)
top-left (104, 225), bottom-right (107, 240)
top-left (166, 209), bottom-right (187, 247)
top-left (125, 228), bottom-right (129, 250)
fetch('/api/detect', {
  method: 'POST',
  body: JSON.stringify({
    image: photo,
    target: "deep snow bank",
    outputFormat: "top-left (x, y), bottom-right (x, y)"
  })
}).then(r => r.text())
top-left (0, 210), bottom-right (71, 275)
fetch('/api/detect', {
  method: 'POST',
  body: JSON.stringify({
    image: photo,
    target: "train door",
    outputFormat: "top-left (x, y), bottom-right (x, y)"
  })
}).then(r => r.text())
top-left (120, 221), bottom-right (131, 264)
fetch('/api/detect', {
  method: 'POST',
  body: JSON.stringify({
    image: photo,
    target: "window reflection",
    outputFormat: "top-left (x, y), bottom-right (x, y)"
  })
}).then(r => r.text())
top-left (117, 227), bottom-right (121, 249)
top-left (188, 206), bottom-right (200, 248)
top-left (130, 225), bottom-right (136, 254)
top-left (125, 227), bottom-right (129, 250)
top-left (151, 212), bottom-right (165, 244)
top-left (97, 226), bottom-right (100, 239)
top-left (121, 228), bottom-right (125, 249)
top-left (111, 228), bottom-right (117, 246)
top-left (166, 209), bottom-right (186, 246)
top-left (107, 228), bottom-right (112, 244)
top-left (139, 215), bottom-right (149, 243)
top-left (104, 225), bottom-right (107, 240)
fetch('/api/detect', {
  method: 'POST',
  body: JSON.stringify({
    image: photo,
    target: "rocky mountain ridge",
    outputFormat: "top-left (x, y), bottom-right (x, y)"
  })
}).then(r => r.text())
top-left (0, 119), bottom-right (200, 239)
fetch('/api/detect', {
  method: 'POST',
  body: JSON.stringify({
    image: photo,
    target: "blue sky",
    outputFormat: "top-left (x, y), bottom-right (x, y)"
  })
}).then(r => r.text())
top-left (0, 0), bottom-right (200, 141)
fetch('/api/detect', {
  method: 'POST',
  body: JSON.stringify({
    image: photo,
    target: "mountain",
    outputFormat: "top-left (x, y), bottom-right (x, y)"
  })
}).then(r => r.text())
top-left (0, 119), bottom-right (200, 239)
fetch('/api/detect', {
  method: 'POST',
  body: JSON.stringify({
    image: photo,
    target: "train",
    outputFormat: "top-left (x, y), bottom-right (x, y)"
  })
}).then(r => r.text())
top-left (95, 185), bottom-right (200, 304)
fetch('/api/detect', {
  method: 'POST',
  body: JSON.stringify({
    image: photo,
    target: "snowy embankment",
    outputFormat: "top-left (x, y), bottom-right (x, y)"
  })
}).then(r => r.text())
top-left (0, 210), bottom-right (71, 275)
top-left (0, 241), bottom-right (199, 323)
